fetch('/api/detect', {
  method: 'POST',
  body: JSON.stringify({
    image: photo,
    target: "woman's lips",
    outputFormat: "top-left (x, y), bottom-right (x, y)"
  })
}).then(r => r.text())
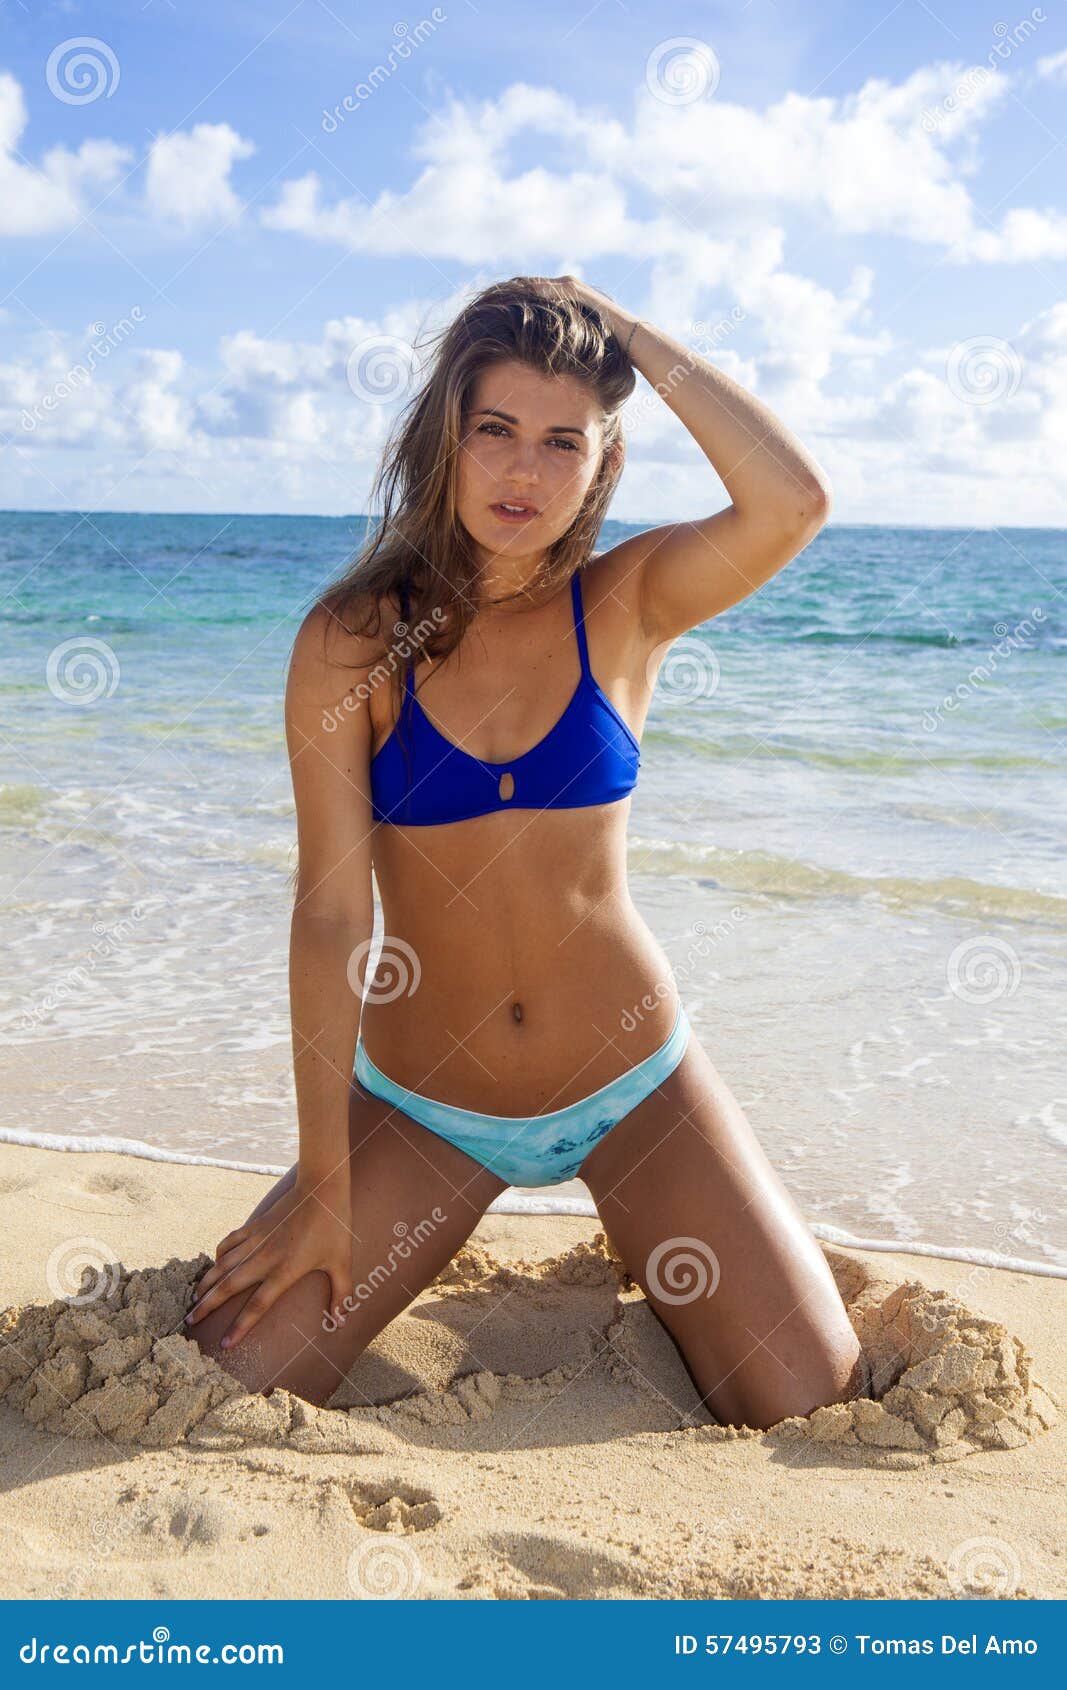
top-left (490, 502), bottom-right (538, 523)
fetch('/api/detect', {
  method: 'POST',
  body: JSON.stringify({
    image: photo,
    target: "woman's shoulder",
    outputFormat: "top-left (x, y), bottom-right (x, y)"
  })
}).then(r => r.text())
top-left (581, 543), bottom-right (647, 638)
top-left (287, 587), bottom-right (402, 708)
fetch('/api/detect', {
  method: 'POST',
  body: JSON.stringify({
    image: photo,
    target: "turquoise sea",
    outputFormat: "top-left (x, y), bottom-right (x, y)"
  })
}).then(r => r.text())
top-left (1, 513), bottom-right (1064, 1272)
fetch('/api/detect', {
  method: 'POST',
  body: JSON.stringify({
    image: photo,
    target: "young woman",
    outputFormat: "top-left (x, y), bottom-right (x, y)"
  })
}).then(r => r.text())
top-left (182, 276), bottom-right (871, 1429)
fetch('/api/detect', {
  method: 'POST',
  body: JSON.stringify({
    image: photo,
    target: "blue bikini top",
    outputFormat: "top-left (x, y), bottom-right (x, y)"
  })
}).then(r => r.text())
top-left (370, 569), bottom-right (641, 827)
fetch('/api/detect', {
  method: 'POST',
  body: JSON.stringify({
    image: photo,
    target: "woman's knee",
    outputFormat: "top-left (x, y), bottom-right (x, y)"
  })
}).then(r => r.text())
top-left (186, 1268), bottom-right (355, 1405)
top-left (687, 1320), bottom-right (868, 1431)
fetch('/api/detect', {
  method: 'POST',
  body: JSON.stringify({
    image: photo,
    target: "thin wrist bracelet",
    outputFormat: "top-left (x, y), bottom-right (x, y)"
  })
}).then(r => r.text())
top-left (623, 319), bottom-right (642, 359)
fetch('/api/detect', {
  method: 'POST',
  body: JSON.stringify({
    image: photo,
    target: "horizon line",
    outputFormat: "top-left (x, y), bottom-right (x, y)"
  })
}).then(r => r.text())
top-left (1, 509), bottom-right (1064, 533)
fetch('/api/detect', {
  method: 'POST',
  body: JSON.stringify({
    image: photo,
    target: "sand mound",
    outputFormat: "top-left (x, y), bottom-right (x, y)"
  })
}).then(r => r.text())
top-left (765, 1269), bottom-right (1059, 1467)
top-left (0, 1235), bottom-right (1056, 1463)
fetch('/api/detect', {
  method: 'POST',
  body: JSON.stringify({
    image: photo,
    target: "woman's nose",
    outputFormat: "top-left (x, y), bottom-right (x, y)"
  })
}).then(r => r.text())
top-left (503, 442), bottom-right (541, 475)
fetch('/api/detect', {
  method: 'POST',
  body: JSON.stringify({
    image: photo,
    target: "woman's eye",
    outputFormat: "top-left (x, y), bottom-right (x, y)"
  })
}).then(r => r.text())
top-left (476, 422), bottom-right (577, 453)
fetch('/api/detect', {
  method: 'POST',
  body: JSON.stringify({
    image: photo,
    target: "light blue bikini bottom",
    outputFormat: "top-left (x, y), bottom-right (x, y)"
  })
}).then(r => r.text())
top-left (354, 1002), bottom-right (692, 1189)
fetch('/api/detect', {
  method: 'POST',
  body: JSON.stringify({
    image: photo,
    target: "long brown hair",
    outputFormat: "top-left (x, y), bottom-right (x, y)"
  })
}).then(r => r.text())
top-left (313, 276), bottom-right (638, 739)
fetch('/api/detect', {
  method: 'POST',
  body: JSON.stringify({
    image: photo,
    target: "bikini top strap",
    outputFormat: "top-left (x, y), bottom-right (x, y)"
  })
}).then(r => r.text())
top-left (571, 569), bottom-right (591, 678)
top-left (397, 583), bottom-right (416, 704)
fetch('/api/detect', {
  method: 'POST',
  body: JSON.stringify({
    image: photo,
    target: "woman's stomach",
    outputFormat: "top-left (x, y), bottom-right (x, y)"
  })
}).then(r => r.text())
top-left (361, 827), bottom-right (681, 1113)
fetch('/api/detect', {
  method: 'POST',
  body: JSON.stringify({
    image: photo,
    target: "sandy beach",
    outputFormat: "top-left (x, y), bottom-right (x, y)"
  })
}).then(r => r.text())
top-left (0, 1138), bottom-right (1062, 1602)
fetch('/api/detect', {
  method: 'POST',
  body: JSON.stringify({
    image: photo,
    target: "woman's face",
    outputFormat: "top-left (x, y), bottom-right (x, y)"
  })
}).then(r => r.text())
top-left (455, 359), bottom-right (604, 572)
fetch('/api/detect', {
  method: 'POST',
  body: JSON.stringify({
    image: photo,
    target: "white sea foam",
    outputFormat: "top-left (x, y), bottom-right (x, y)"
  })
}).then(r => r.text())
top-left (2, 1125), bottom-right (1063, 1281)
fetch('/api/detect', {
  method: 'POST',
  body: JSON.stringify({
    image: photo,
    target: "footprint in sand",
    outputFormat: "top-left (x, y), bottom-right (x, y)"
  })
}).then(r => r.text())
top-left (462, 1532), bottom-right (647, 1600)
top-left (347, 1479), bottom-right (443, 1534)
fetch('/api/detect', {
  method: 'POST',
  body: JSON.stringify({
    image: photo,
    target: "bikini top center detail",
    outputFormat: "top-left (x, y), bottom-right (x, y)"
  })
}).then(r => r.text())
top-left (370, 568), bottom-right (641, 827)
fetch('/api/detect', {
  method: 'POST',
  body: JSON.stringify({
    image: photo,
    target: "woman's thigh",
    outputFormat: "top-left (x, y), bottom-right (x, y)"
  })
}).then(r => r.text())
top-left (577, 1025), bottom-right (868, 1431)
top-left (186, 1078), bottom-right (509, 1406)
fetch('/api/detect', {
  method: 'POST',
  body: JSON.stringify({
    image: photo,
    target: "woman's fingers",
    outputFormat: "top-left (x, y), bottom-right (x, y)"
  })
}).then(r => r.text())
top-left (193, 1239), bottom-right (257, 1301)
top-left (186, 1244), bottom-right (265, 1324)
top-left (214, 1222), bottom-right (250, 1258)
top-left (328, 1265), bottom-right (355, 1324)
top-left (219, 1274), bottom-right (288, 1349)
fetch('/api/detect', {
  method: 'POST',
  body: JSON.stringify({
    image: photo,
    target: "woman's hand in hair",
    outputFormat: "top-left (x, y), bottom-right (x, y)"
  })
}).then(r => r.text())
top-left (529, 275), bottom-right (637, 348)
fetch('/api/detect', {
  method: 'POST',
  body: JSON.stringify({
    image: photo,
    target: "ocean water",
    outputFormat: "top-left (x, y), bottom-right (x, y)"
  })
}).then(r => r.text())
top-left (1, 512), bottom-right (1064, 1274)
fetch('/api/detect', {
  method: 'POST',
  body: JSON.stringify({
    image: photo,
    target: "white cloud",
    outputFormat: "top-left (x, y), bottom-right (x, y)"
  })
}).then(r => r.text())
top-left (1034, 45), bottom-right (1067, 82)
top-left (144, 122), bottom-right (255, 228)
top-left (6, 287), bottom-right (1065, 525)
top-left (261, 63), bottom-right (1029, 263)
top-left (963, 207), bottom-right (1067, 263)
top-left (3, 58), bottom-right (1066, 521)
top-left (0, 71), bottom-right (132, 237)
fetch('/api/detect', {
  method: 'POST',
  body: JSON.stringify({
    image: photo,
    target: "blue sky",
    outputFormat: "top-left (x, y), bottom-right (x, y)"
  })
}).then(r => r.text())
top-left (1, 0), bottom-right (1065, 523)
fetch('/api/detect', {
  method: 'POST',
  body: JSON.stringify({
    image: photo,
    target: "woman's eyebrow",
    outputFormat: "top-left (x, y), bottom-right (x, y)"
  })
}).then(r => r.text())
top-left (471, 407), bottom-right (587, 436)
